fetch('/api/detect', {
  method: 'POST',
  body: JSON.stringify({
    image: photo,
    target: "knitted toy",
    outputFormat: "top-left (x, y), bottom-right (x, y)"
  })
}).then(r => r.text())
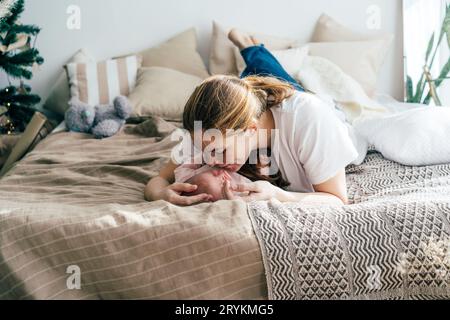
top-left (65, 96), bottom-right (132, 139)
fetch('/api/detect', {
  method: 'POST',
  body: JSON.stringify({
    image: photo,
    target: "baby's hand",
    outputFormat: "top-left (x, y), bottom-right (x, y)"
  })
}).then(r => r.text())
top-left (222, 180), bottom-right (237, 200)
top-left (222, 180), bottom-right (249, 200)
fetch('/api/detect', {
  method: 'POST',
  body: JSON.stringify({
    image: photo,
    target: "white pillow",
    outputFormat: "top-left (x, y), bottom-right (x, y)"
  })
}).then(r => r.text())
top-left (234, 46), bottom-right (309, 76)
top-left (354, 107), bottom-right (450, 166)
top-left (128, 67), bottom-right (202, 121)
top-left (295, 54), bottom-right (388, 121)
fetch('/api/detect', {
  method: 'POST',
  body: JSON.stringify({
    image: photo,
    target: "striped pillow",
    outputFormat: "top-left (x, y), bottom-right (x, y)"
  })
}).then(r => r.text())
top-left (65, 55), bottom-right (141, 105)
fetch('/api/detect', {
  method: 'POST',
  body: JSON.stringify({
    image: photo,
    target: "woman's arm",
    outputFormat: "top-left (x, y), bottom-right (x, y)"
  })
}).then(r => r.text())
top-left (224, 179), bottom-right (345, 206)
top-left (144, 160), bottom-right (212, 205)
top-left (312, 169), bottom-right (349, 204)
top-left (277, 190), bottom-right (345, 206)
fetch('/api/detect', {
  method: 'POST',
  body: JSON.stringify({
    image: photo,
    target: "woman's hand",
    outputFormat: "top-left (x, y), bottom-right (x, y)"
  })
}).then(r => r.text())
top-left (146, 175), bottom-right (213, 206)
top-left (145, 160), bottom-right (213, 206)
top-left (158, 183), bottom-right (213, 206)
top-left (223, 180), bottom-right (283, 202)
top-left (222, 180), bottom-right (344, 205)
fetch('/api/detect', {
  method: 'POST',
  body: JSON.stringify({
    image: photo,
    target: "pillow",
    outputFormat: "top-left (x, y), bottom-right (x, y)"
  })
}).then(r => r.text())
top-left (139, 28), bottom-right (209, 79)
top-left (310, 14), bottom-right (394, 96)
top-left (128, 67), bottom-right (203, 121)
top-left (306, 40), bottom-right (389, 96)
top-left (234, 46), bottom-right (309, 76)
top-left (354, 107), bottom-right (450, 166)
top-left (235, 44), bottom-right (389, 123)
top-left (65, 55), bottom-right (141, 105)
top-left (42, 49), bottom-right (94, 116)
top-left (235, 39), bottom-right (389, 96)
top-left (294, 54), bottom-right (388, 121)
top-left (312, 14), bottom-right (394, 43)
top-left (209, 21), bottom-right (296, 76)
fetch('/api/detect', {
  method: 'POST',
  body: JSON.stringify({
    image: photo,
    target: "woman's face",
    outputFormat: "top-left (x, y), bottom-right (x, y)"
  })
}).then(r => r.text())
top-left (191, 129), bottom-right (259, 172)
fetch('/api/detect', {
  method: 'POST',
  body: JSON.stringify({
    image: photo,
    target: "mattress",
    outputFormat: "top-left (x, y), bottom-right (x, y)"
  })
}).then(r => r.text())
top-left (1, 116), bottom-right (449, 300)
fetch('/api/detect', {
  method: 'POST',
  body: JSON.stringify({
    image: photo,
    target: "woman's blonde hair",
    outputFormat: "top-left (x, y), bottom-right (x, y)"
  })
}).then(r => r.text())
top-left (182, 75), bottom-right (295, 131)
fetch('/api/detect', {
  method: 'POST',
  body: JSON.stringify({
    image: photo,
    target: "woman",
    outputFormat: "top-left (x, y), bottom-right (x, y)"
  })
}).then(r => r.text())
top-left (145, 30), bottom-right (358, 206)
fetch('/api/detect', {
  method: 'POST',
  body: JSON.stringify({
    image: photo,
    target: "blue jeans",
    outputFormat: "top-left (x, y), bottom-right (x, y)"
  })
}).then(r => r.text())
top-left (240, 44), bottom-right (304, 91)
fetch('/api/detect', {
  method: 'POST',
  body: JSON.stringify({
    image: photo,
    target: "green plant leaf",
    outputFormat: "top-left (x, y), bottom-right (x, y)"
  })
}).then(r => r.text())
top-left (445, 3), bottom-right (450, 47)
top-left (434, 57), bottom-right (450, 88)
top-left (425, 32), bottom-right (435, 63)
top-left (413, 76), bottom-right (424, 103)
top-left (446, 16), bottom-right (450, 47)
top-left (406, 75), bottom-right (414, 102)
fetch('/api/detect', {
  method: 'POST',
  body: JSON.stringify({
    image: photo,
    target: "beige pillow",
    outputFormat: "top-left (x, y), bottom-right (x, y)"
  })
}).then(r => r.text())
top-left (139, 28), bottom-right (209, 79)
top-left (307, 40), bottom-right (389, 96)
top-left (128, 67), bottom-right (202, 121)
top-left (312, 14), bottom-right (394, 43)
top-left (42, 49), bottom-right (94, 116)
top-left (310, 14), bottom-right (393, 96)
top-left (209, 21), bottom-right (296, 76)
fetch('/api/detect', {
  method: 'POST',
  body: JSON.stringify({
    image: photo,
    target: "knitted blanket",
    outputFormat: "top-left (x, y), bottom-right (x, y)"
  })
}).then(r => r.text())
top-left (249, 152), bottom-right (450, 300)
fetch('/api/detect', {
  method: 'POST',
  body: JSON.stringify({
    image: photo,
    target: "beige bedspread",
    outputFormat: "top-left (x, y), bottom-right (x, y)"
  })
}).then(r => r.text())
top-left (0, 121), bottom-right (266, 299)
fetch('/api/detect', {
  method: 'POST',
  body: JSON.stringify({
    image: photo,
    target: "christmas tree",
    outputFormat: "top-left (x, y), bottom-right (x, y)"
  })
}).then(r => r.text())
top-left (0, 0), bottom-right (44, 134)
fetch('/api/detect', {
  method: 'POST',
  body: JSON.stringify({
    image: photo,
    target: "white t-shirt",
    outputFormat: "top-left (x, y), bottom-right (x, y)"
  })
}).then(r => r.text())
top-left (270, 91), bottom-right (358, 192)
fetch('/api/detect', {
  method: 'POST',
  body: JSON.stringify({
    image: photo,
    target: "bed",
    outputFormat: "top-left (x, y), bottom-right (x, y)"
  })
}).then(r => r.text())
top-left (0, 119), bottom-right (267, 299)
top-left (1, 8), bottom-right (449, 299)
top-left (0, 115), bottom-right (449, 300)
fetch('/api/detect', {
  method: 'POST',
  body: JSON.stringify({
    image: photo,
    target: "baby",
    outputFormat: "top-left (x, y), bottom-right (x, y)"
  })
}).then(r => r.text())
top-left (174, 163), bottom-right (252, 202)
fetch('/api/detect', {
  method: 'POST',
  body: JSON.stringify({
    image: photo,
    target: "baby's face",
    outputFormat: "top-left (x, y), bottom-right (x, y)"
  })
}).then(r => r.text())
top-left (183, 169), bottom-right (242, 202)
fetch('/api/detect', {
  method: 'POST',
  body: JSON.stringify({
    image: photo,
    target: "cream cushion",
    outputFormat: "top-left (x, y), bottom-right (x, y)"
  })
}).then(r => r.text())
top-left (139, 28), bottom-right (209, 79)
top-left (209, 21), bottom-right (296, 76)
top-left (42, 49), bottom-right (94, 116)
top-left (310, 14), bottom-right (394, 96)
top-left (128, 67), bottom-right (203, 121)
top-left (307, 40), bottom-right (389, 96)
top-left (312, 14), bottom-right (394, 43)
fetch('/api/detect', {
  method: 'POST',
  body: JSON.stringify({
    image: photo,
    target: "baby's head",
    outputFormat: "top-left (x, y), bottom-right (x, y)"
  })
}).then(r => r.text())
top-left (185, 169), bottom-right (228, 201)
top-left (177, 166), bottom-right (250, 202)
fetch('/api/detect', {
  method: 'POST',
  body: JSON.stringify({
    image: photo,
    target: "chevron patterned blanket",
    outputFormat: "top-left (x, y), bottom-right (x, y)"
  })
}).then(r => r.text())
top-left (248, 152), bottom-right (450, 300)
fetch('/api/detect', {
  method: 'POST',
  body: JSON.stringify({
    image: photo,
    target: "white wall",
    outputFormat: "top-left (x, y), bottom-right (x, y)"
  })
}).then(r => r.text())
top-left (3, 0), bottom-right (404, 103)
